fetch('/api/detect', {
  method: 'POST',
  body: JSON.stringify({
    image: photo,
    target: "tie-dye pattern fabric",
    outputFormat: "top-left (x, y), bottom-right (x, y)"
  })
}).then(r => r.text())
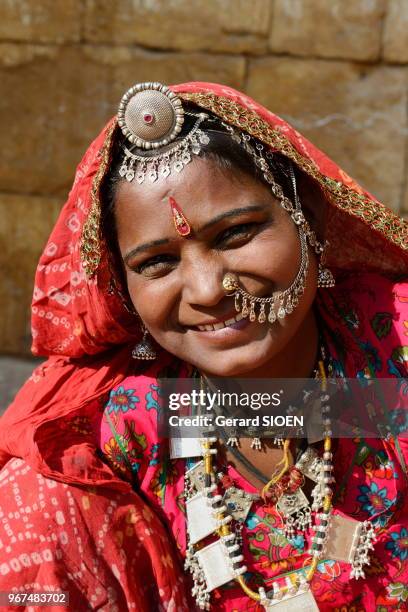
top-left (96, 274), bottom-right (408, 611)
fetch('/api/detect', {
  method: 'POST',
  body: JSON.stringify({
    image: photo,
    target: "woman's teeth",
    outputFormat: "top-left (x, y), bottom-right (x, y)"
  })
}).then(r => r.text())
top-left (197, 312), bottom-right (244, 331)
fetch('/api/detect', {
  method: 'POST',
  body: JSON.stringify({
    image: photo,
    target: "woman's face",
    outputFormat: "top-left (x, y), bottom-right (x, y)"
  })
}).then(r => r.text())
top-left (114, 158), bottom-right (318, 376)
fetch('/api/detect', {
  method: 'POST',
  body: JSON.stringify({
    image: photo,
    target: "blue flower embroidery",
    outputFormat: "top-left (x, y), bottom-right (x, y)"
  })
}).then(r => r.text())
top-left (357, 481), bottom-right (393, 515)
top-left (106, 386), bottom-right (139, 414)
top-left (386, 528), bottom-right (408, 561)
top-left (372, 508), bottom-right (394, 528)
top-left (146, 383), bottom-right (163, 412)
top-left (246, 512), bottom-right (261, 530)
top-left (149, 443), bottom-right (160, 466)
top-left (360, 341), bottom-right (382, 374)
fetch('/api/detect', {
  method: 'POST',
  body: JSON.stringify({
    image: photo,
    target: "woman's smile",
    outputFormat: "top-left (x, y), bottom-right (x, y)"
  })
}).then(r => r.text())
top-left (114, 156), bottom-right (319, 377)
top-left (187, 311), bottom-right (251, 341)
top-left (193, 310), bottom-right (246, 331)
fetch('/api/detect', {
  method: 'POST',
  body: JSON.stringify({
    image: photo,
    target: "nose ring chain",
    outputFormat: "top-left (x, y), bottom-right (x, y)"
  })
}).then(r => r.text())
top-left (222, 226), bottom-right (309, 324)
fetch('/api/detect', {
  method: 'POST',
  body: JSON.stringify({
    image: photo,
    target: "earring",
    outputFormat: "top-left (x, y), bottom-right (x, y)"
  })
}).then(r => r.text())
top-left (317, 242), bottom-right (335, 288)
top-left (132, 326), bottom-right (157, 360)
top-left (317, 262), bottom-right (336, 288)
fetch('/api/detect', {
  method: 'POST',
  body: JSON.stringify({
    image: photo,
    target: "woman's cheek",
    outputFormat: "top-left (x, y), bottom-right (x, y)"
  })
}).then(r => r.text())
top-left (245, 229), bottom-right (300, 283)
top-left (126, 275), bottom-right (176, 326)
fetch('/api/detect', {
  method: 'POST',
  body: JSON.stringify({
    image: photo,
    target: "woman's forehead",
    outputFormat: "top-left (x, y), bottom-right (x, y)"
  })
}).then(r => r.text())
top-left (114, 158), bottom-right (274, 242)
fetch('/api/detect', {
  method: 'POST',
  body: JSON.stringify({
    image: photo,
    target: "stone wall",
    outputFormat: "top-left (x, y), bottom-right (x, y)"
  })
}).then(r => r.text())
top-left (1, 0), bottom-right (407, 356)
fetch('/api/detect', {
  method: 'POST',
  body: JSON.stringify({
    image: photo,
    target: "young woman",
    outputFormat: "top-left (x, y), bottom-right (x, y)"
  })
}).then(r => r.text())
top-left (0, 82), bottom-right (407, 611)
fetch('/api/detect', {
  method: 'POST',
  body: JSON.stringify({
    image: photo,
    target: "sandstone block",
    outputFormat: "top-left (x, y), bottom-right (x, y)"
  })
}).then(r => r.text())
top-left (0, 43), bottom-right (245, 196)
top-left (402, 185), bottom-right (408, 215)
top-left (82, 46), bottom-right (246, 102)
top-left (0, 0), bottom-right (81, 43)
top-left (383, 0), bottom-right (408, 63)
top-left (83, 0), bottom-right (270, 53)
top-left (0, 194), bottom-right (62, 355)
top-left (270, 0), bottom-right (385, 61)
top-left (247, 57), bottom-right (407, 212)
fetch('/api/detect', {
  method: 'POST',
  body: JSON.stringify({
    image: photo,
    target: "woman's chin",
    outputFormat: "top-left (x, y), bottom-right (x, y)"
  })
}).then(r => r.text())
top-left (189, 345), bottom-right (277, 378)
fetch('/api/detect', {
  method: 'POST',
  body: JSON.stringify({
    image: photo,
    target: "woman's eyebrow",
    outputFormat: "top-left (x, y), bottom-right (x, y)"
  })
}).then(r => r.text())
top-left (124, 238), bottom-right (170, 263)
top-left (198, 204), bottom-right (270, 232)
top-left (124, 204), bottom-right (269, 262)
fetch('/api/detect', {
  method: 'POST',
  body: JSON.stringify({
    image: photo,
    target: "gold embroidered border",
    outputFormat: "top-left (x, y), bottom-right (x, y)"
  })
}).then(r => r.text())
top-left (180, 92), bottom-right (408, 252)
top-left (80, 120), bottom-right (117, 278)
top-left (80, 93), bottom-right (407, 278)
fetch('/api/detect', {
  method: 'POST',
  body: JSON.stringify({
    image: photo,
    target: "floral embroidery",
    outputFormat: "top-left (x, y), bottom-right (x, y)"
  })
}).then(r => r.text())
top-left (387, 345), bottom-right (408, 381)
top-left (359, 341), bottom-right (382, 374)
top-left (67, 415), bottom-right (93, 435)
top-left (103, 419), bottom-right (147, 475)
top-left (362, 452), bottom-right (396, 480)
top-left (385, 528), bottom-right (408, 561)
top-left (316, 559), bottom-right (341, 581)
top-left (106, 386), bottom-right (139, 414)
top-left (145, 383), bottom-right (163, 412)
top-left (386, 581), bottom-right (408, 603)
top-left (371, 312), bottom-right (395, 340)
top-left (149, 443), bottom-right (160, 466)
top-left (357, 482), bottom-right (393, 515)
top-left (103, 437), bottom-right (128, 474)
top-left (150, 460), bottom-right (178, 505)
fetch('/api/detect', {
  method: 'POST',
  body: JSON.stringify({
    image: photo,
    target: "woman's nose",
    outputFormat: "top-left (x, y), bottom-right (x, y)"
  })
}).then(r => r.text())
top-left (180, 255), bottom-right (226, 308)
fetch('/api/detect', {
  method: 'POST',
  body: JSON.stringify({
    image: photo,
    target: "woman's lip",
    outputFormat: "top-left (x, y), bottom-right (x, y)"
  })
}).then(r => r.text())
top-left (189, 311), bottom-right (242, 328)
top-left (191, 312), bottom-right (245, 331)
top-left (188, 314), bottom-right (251, 337)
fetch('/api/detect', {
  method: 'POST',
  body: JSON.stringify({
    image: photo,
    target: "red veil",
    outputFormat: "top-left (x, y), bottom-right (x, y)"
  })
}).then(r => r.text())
top-left (0, 82), bottom-right (407, 609)
top-left (1, 81), bottom-right (406, 474)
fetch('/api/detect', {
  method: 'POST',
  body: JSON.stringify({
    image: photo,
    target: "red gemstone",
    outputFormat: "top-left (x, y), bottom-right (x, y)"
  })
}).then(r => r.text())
top-left (143, 113), bottom-right (154, 124)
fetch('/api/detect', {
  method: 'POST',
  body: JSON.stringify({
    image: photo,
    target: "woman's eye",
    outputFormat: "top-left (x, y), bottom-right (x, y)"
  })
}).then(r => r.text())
top-left (216, 223), bottom-right (258, 247)
top-left (134, 255), bottom-right (177, 276)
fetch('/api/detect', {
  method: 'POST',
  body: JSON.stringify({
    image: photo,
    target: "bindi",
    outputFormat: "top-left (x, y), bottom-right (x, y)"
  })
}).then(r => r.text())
top-left (169, 197), bottom-right (191, 237)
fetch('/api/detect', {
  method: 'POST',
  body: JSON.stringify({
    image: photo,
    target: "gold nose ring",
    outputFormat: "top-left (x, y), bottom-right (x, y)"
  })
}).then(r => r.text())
top-left (222, 272), bottom-right (290, 324)
top-left (222, 272), bottom-right (239, 295)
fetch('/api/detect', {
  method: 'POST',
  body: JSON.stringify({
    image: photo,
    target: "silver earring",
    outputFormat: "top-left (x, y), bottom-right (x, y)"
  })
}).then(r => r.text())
top-left (132, 326), bottom-right (157, 360)
top-left (317, 262), bottom-right (336, 288)
top-left (317, 242), bottom-right (335, 288)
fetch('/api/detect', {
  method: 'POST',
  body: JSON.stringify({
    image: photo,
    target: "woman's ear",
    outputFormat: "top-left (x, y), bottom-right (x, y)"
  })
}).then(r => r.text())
top-left (296, 168), bottom-right (327, 242)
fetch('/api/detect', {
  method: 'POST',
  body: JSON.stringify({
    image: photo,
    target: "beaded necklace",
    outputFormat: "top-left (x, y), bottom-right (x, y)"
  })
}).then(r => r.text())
top-left (184, 360), bottom-right (376, 610)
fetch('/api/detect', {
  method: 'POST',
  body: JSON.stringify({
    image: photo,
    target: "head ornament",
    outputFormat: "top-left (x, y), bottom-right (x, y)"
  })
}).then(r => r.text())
top-left (117, 82), bottom-right (184, 149)
top-left (117, 82), bottom-right (209, 183)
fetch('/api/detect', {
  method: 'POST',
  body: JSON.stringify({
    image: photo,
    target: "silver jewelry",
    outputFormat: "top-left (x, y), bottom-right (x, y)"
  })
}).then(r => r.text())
top-left (131, 326), bottom-right (157, 360)
top-left (221, 123), bottom-right (326, 259)
top-left (222, 223), bottom-right (309, 324)
top-left (117, 82), bottom-right (210, 183)
top-left (118, 82), bottom-right (184, 149)
top-left (220, 141), bottom-right (315, 324)
top-left (317, 242), bottom-right (336, 287)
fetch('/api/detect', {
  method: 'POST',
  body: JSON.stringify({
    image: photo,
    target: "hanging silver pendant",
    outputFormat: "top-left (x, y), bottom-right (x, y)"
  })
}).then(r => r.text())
top-left (169, 437), bottom-right (203, 459)
top-left (195, 539), bottom-right (246, 591)
top-left (186, 492), bottom-right (217, 545)
top-left (324, 514), bottom-right (375, 578)
top-left (185, 460), bottom-right (206, 491)
top-left (251, 437), bottom-right (263, 450)
top-left (295, 447), bottom-right (322, 483)
top-left (276, 488), bottom-right (309, 517)
top-left (226, 436), bottom-right (239, 447)
top-left (261, 588), bottom-right (319, 611)
top-left (222, 487), bottom-right (257, 523)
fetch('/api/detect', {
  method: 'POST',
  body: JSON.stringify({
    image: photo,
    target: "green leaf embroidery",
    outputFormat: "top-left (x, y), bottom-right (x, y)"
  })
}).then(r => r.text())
top-left (371, 312), bottom-right (393, 339)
